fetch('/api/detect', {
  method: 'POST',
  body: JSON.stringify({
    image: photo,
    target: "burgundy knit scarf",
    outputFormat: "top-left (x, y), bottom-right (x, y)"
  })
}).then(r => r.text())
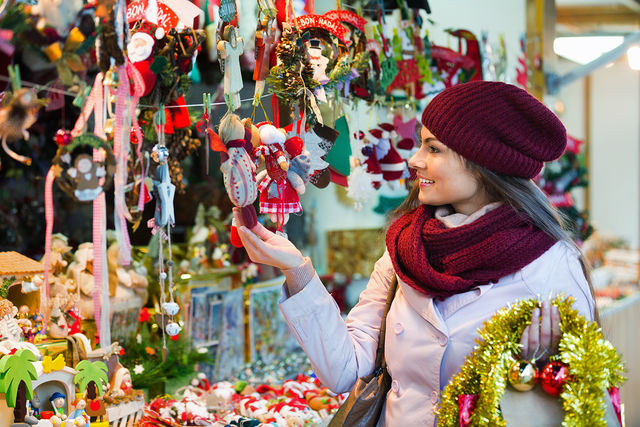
top-left (385, 204), bottom-right (555, 299)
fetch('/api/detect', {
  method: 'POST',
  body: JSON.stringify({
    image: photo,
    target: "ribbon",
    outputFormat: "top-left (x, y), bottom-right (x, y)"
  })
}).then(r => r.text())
top-left (147, 218), bottom-right (169, 241)
top-left (272, 93), bottom-right (279, 128)
top-left (92, 189), bottom-right (106, 345)
top-left (114, 65), bottom-right (133, 266)
top-left (72, 73), bottom-right (104, 137)
top-left (125, 61), bottom-right (147, 213)
top-left (608, 387), bottom-right (622, 426)
top-left (42, 168), bottom-right (55, 323)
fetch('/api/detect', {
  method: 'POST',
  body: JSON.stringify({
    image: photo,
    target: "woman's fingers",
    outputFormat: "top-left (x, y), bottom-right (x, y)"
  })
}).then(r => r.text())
top-left (520, 325), bottom-right (531, 359)
top-left (540, 300), bottom-right (552, 349)
top-left (250, 221), bottom-right (276, 242)
top-left (237, 226), bottom-right (269, 261)
top-left (528, 307), bottom-right (540, 358)
top-left (551, 305), bottom-right (561, 347)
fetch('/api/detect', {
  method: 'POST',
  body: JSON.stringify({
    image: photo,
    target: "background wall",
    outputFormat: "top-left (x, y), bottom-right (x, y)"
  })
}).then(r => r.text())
top-left (557, 57), bottom-right (640, 249)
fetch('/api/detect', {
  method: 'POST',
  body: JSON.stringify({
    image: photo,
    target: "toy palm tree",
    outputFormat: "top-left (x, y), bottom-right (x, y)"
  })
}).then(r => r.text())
top-left (74, 360), bottom-right (108, 400)
top-left (0, 349), bottom-right (38, 425)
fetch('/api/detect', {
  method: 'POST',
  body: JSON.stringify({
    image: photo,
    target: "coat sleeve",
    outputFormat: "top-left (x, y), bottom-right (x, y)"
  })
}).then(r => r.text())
top-left (279, 251), bottom-right (396, 393)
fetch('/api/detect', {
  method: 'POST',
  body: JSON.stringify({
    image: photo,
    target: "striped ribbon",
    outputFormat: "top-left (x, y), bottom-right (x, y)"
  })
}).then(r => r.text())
top-left (42, 168), bottom-right (55, 322)
top-left (114, 65), bottom-right (132, 266)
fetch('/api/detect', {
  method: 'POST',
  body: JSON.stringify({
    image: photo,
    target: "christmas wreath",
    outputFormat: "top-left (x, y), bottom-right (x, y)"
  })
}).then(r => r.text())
top-left (437, 296), bottom-right (625, 427)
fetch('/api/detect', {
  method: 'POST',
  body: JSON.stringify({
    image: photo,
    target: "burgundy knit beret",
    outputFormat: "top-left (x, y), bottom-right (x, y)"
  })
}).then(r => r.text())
top-left (421, 81), bottom-right (567, 179)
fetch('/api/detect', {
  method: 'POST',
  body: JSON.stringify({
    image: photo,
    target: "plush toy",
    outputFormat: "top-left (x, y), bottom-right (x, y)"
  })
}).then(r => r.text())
top-left (377, 123), bottom-right (407, 183)
top-left (0, 88), bottom-right (40, 168)
top-left (255, 123), bottom-right (309, 227)
top-left (218, 112), bottom-right (259, 246)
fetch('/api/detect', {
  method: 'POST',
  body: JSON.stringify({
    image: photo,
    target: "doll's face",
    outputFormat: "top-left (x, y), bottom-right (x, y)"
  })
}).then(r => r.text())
top-left (409, 126), bottom-right (490, 215)
top-left (52, 397), bottom-right (65, 408)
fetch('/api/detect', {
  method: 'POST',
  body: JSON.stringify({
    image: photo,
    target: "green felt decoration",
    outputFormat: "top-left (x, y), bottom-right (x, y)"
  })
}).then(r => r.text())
top-left (380, 56), bottom-right (399, 90)
top-left (325, 116), bottom-right (352, 176)
top-left (374, 194), bottom-right (405, 215)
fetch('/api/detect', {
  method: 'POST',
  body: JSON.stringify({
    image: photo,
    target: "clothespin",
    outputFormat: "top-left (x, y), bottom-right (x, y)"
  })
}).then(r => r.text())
top-left (203, 93), bottom-right (212, 174)
top-left (154, 104), bottom-right (166, 147)
top-left (8, 65), bottom-right (21, 92)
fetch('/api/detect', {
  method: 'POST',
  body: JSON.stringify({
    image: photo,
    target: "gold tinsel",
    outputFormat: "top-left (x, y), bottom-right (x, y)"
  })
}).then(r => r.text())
top-left (437, 296), bottom-right (625, 427)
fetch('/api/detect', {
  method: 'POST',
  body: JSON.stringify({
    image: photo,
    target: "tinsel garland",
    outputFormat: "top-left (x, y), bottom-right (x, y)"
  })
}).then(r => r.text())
top-left (437, 296), bottom-right (625, 427)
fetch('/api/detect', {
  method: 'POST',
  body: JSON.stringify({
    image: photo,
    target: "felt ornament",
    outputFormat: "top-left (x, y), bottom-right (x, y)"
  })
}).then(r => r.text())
top-left (377, 123), bottom-right (406, 182)
top-left (253, 16), bottom-right (277, 97)
top-left (255, 123), bottom-right (308, 229)
top-left (305, 122), bottom-right (338, 188)
top-left (431, 29), bottom-right (483, 89)
top-left (0, 88), bottom-right (41, 168)
top-left (325, 116), bottom-right (351, 177)
top-left (218, 26), bottom-right (245, 111)
top-left (52, 134), bottom-right (116, 202)
top-left (218, 112), bottom-right (259, 244)
top-left (127, 26), bottom-right (158, 96)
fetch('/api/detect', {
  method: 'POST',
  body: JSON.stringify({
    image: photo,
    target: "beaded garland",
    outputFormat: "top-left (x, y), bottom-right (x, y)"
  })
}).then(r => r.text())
top-left (437, 296), bottom-right (625, 427)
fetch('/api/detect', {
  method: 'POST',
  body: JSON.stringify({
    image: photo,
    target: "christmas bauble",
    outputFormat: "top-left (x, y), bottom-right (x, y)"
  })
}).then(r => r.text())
top-left (540, 361), bottom-right (570, 397)
top-left (130, 128), bottom-right (143, 144)
top-left (54, 129), bottom-right (72, 146)
top-left (162, 302), bottom-right (180, 316)
top-left (166, 321), bottom-right (181, 336)
top-left (507, 359), bottom-right (538, 391)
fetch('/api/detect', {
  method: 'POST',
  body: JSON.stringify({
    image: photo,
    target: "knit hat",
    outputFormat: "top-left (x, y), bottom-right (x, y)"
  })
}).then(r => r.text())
top-left (421, 81), bottom-right (566, 179)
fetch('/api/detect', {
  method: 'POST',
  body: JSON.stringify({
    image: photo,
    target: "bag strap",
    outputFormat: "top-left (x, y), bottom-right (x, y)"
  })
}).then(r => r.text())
top-left (374, 275), bottom-right (398, 369)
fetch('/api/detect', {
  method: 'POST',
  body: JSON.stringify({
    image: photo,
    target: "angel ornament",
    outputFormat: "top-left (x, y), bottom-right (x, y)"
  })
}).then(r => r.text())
top-left (151, 145), bottom-right (175, 228)
top-left (218, 25), bottom-right (244, 111)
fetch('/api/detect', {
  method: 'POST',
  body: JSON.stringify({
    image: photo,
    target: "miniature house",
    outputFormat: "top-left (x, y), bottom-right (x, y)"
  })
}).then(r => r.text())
top-left (0, 251), bottom-right (45, 311)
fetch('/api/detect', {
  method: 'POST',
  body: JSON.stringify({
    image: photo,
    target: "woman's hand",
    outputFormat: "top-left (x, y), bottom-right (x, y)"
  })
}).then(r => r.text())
top-left (233, 208), bottom-right (305, 270)
top-left (519, 300), bottom-right (561, 362)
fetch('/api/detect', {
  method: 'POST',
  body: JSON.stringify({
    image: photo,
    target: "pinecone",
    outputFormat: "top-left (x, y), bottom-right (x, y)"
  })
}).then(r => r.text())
top-left (0, 298), bottom-right (15, 318)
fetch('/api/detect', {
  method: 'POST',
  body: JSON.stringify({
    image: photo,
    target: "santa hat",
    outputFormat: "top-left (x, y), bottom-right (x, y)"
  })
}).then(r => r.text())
top-left (378, 123), bottom-right (397, 140)
top-left (378, 144), bottom-right (406, 181)
top-left (396, 137), bottom-right (416, 160)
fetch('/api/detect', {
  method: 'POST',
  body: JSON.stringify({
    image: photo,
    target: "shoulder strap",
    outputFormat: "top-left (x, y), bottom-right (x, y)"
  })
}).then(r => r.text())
top-left (374, 275), bottom-right (398, 369)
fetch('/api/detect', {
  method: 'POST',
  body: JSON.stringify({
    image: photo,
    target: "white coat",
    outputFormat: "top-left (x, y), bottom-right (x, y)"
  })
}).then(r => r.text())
top-left (279, 210), bottom-right (595, 427)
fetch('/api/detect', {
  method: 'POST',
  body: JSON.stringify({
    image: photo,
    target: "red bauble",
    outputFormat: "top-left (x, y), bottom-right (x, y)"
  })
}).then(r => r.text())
top-left (540, 361), bottom-right (570, 397)
top-left (284, 136), bottom-right (304, 157)
top-left (54, 129), bottom-right (72, 146)
top-left (130, 128), bottom-right (143, 144)
top-left (230, 225), bottom-right (243, 248)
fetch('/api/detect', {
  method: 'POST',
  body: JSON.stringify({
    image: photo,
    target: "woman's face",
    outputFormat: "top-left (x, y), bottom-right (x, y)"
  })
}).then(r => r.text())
top-left (409, 126), bottom-right (490, 215)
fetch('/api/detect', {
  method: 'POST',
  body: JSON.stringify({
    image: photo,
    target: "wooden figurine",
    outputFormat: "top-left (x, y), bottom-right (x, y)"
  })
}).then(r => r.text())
top-left (217, 26), bottom-right (244, 111)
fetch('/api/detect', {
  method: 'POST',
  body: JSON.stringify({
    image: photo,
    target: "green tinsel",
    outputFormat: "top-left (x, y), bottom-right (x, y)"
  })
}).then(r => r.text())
top-left (437, 296), bottom-right (625, 427)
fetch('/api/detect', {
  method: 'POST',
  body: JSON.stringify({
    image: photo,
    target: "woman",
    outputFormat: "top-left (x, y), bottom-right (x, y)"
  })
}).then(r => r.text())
top-left (234, 81), bottom-right (595, 425)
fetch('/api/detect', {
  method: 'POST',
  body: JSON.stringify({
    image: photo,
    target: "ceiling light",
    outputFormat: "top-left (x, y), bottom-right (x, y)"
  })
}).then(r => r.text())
top-left (554, 36), bottom-right (625, 65)
top-left (627, 45), bottom-right (640, 71)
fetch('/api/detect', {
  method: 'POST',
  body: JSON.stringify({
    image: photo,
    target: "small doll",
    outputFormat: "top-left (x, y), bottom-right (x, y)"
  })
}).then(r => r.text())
top-left (217, 26), bottom-right (244, 110)
top-left (255, 124), bottom-right (310, 227)
top-left (49, 391), bottom-right (67, 421)
top-left (218, 112), bottom-right (259, 232)
top-left (0, 88), bottom-right (40, 168)
top-left (68, 398), bottom-right (90, 427)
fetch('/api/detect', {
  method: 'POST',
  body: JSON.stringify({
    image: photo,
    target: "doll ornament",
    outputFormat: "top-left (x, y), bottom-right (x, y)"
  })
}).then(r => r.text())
top-left (255, 123), bottom-right (311, 228)
top-left (217, 112), bottom-right (259, 247)
top-left (0, 88), bottom-right (41, 168)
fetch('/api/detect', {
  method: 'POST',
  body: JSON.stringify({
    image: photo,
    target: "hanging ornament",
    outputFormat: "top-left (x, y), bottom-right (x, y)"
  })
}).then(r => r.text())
top-left (218, 26), bottom-right (245, 111)
top-left (219, 0), bottom-right (237, 23)
top-left (162, 301), bottom-right (180, 316)
top-left (540, 361), bottom-right (571, 397)
top-left (165, 321), bottom-right (181, 336)
top-left (52, 134), bottom-right (116, 202)
top-left (507, 359), bottom-right (538, 392)
top-left (0, 87), bottom-right (41, 168)
top-left (54, 129), bottom-right (73, 146)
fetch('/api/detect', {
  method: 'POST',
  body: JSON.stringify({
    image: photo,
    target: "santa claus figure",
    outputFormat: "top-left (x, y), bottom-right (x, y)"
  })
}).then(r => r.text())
top-left (376, 123), bottom-right (407, 183)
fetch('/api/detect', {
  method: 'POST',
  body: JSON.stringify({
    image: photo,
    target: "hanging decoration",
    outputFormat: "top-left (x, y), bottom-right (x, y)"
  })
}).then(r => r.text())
top-left (437, 296), bottom-right (625, 427)
top-left (216, 111), bottom-right (259, 247)
top-left (52, 134), bottom-right (116, 202)
top-left (0, 66), bottom-right (44, 168)
top-left (218, 25), bottom-right (245, 111)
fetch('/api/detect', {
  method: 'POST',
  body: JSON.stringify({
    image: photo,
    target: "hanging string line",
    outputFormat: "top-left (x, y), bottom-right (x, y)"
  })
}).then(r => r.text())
top-left (0, 74), bottom-right (271, 109)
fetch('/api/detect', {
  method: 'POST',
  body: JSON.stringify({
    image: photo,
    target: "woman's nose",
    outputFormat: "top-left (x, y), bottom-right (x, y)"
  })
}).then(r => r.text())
top-left (408, 151), bottom-right (423, 169)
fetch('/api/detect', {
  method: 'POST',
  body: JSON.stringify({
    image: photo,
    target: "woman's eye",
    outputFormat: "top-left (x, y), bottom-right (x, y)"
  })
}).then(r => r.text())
top-left (427, 145), bottom-right (440, 153)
